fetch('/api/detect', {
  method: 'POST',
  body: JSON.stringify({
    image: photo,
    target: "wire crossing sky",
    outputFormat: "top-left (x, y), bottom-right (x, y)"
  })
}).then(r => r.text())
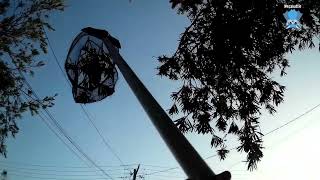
top-left (1, 1), bottom-right (320, 180)
top-left (43, 27), bottom-right (128, 169)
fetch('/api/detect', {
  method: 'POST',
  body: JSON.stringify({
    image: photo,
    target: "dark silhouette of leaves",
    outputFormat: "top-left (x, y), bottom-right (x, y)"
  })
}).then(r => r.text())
top-left (0, 0), bottom-right (64, 157)
top-left (159, 0), bottom-right (320, 170)
top-left (217, 146), bottom-right (229, 161)
top-left (174, 116), bottom-right (193, 133)
top-left (228, 121), bottom-right (239, 135)
top-left (168, 103), bottom-right (179, 115)
top-left (211, 134), bottom-right (223, 147)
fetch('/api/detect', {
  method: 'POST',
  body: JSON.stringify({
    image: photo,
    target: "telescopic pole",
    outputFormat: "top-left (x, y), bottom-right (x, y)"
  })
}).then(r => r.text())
top-left (102, 36), bottom-right (230, 180)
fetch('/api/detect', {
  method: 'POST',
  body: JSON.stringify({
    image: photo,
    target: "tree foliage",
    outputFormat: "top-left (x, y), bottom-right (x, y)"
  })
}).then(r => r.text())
top-left (0, 0), bottom-right (64, 157)
top-left (158, 0), bottom-right (320, 170)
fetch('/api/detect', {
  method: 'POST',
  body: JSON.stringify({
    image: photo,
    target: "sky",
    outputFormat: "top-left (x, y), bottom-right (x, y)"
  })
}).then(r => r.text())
top-left (1, 1), bottom-right (320, 180)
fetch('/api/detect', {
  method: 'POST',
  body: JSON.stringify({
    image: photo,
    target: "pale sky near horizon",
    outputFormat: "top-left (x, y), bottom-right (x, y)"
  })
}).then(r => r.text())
top-left (1, 1), bottom-right (320, 180)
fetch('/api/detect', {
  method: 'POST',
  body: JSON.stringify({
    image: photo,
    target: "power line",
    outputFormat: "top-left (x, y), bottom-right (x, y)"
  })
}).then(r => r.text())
top-left (226, 103), bottom-right (320, 170)
top-left (79, 105), bottom-right (126, 166)
top-left (0, 159), bottom-right (189, 179)
top-left (143, 173), bottom-right (186, 179)
top-left (0, 166), bottom-right (128, 173)
top-left (14, 67), bottom-right (114, 179)
top-left (36, 112), bottom-right (89, 166)
top-left (0, 161), bottom-right (187, 179)
top-left (0, 161), bottom-right (186, 176)
top-left (19, 92), bottom-right (88, 167)
top-left (264, 103), bottom-right (320, 136)
top-left (218, 103), bottom-right (320, 171)
top-left (7, 172), bottom-right (124, 180)
top-left (8, 53), bottom-right (97, 172)
top-left (0, 161), bottom-right (137, 169)
top-left (139, 164), bottom-right (184, 169)
top-left (207, 102), bottom-right (320, 159)
top-left (0, 160), bottom-right (183, 170)
top-left (143, 167), bottom-right (179, 176)
top-left (0, 168), bottom-right (129, 177)
top-left (4, 170), bottom-right (108, 177)
top-left (8, 173), bottom-right (99, 180)
top-left (43, 27), bottom-right (126, 167)
top-left (141, 102), bottom-right (320, 175)
top-left (10, 36), bottom-right (320, 176)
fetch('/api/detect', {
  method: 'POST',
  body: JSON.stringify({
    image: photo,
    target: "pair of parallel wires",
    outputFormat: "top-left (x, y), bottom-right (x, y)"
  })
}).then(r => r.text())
top-left (9, 28), bottom-right (128, 179)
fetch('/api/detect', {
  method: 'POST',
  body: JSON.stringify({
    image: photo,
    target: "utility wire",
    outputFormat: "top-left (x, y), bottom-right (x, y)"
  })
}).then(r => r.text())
top-left (36, 111), bottom-right (89, 166)
top-left (11, 28), bottom-right (320, 176)
top-left (79, 105), bottom-right (126, 166)
top-left (0, 161), bottom-right (188, 179)
top-left (204, 102), bottom-right (320, 159)
top-left (0, 161), bottom-right (186, 176)
top-left (8, 172), bottom-right (125, 180)
top-left (0, 166), bottom-right (129, 173)
top-left (0, 161), bottom-right (183, 170)
top-left (0, 161), bottom-right (186, 178)
top-left (8, 53), bottom-right (98, 173)
top-left (1, 169), bottom-right (128, 177)
top-left (143, 173), bottom-right (185, 179)
top-left (264, 103), bottom-right (320, 136)
top-left (13, 85), bottom-right (320, 178)
top-left (43, 27), bottom-right (126, 167)
top-left (226, 103), bottom-right (320, 170)
top-left (5, 171), bottom-right (108, 177)
top-left (0, 161), bottom-right (136, 169)
top-left (143, 167), bottom-right (179, 176)
top-left (14, 67), bottom-right (114, 179)
top-left (8, 173), bottom-right (100, 180)
top-left (19, 92), bottom-right (88, 167)
top-left (142, 102), bottom-right (320, 175)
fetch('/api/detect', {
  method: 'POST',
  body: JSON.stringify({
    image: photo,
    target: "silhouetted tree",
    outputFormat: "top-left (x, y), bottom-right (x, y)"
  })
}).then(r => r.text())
top-left (158, 0), bottom-right (320, 170)
top-left (0, 0), bottom-right (64, 157)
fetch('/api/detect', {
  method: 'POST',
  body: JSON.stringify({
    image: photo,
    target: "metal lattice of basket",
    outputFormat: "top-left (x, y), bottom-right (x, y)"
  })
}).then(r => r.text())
top-left (65, 27), bottom-right (120, 103)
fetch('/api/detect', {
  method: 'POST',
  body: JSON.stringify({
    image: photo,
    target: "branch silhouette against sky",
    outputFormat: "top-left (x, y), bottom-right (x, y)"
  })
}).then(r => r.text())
top-left (157, 0), bottom-right (320, 170)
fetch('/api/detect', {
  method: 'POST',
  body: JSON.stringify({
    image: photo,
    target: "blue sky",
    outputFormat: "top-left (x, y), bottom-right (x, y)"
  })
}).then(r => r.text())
top-left (1, 1), bottom-right (320, 180)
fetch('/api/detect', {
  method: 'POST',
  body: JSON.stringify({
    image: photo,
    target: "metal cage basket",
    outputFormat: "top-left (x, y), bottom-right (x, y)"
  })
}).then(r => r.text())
top-left (65, 28), bottom-right (119, 103)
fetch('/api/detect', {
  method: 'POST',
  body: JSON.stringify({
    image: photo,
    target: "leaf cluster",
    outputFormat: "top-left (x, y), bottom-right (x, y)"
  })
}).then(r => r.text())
top-left (0, 0), bottom-right (64, 157)
top-left (159, 0), bottom-right (320, 170)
